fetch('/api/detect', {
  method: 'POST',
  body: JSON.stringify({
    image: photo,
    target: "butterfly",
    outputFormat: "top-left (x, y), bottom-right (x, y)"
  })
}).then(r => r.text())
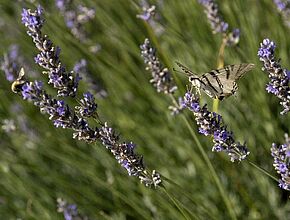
top-left (176, 62), bottom-right (255, 100)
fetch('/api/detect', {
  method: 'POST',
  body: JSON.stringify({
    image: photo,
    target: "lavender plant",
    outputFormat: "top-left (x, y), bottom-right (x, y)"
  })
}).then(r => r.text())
top-left (136, 0), bottom-right (164, 36)
top-left (271, 134), bottom-right (290, 191)
top-left (181, 89), bottom-right (249, 162)
top-left (274, 0), bottom-right (290, 27)
top-left (258, 38), bottom-right (290, 115)
top-left (57, 198), bottom-right (88, 220)
top-left (1, 44), bottom-right (22, 82)
top-left (140, 38), bottom-right (249, 162)
top-left (140, 38), bottom-right (177, 94)
top-left (16, 6), bottom-right (161, 188)
top-left (55, 0), bottom-right (95, 42)
top-left (22, 6), bottom-right (80, 97)
top-left (198, 0), bottom-right (240, 46)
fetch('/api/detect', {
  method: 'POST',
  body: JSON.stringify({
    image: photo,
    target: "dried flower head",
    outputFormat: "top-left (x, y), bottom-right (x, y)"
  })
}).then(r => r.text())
top-left (181, 89), bottom-right (249, 162)
top-left (271, 134), bottom-right (290, 191)
top-left (258, 39), bottom-right (290, 114)
top-left (140, 38), bottom-right (177, 94)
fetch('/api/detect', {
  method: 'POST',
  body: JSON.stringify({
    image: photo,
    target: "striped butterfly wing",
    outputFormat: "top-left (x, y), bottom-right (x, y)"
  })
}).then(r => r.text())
top-left (201, 63), bottom-right (255, 100)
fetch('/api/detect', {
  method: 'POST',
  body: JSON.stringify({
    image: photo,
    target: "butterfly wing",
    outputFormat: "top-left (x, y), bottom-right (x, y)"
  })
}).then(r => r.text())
top-left (175, 62), bottom-right (198, 77)
top-left (201, 63), bottom-right (255, 100)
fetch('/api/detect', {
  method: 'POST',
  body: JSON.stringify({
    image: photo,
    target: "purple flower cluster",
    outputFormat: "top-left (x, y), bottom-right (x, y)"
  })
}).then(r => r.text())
top-left (15, 6), bottom-right (161, 187)
top-left (55, 0), bottom-right (95, 42)
top-left (181, 90), bottom-right (249, 162)
top-left (136, 1), bottom-right (164, 36)
top-left (73, 59), bottom-right (107, 98)
top-left (137, 4), bottom-right (156, 21)
top-left (57, 198), bottom-right (88, 220)
top-left (21, 6), bottom-right (81, 97)
top-left (271, 134), bottom-right (290, 191)
top-left (140, 38), bottom-right (177, 94)
top-left (1, 45), bottom-right (21, 82)
top-left (198, 0), bottom-right (240, 46)
top-left (274, 0), bottom-right (290, 27)
top-left (258, 39), bottom-right (290, 114)
top-left (14, 72), bottom-right (160, 186)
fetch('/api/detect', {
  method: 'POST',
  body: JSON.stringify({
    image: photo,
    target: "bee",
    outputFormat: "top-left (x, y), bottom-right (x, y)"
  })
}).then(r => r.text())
top-left (11, 68), bottom-right (27, 93)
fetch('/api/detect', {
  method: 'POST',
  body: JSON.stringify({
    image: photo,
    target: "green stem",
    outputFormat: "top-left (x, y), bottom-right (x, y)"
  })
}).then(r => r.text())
top-left (135, 4), bottom-right (236, 218)
top-left (247, 160), bottom-right (279, 182)
top-left (213, 38), bottom-right (227, 112)
top-left (180, 114), bottom-right (237, 220)
top-left (162, 186), bottom-right (192, 220)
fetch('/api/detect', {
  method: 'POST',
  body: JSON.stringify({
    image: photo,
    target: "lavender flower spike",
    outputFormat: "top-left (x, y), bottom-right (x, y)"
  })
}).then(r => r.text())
top-left (12, 68), bottom-right (161, 187)
top-left (271, 134), bottom-right (290, 191)
top-left (181, 89), bottom-right (249, 162)
top-left (21, 6), bottom-right (81, 97)
top-left (57, 198), bottom-right (88, 220)
top-left (140, 38), bottom-right (177, 94)
top-left (198, 0), bottom-right (240, 46)
top-left (55, 0), bottom-right (95, 42)
top-left (258, 39), bottom-right (290, 114)
top-left (1, 45), bottom-right (21, 82)
top-left (274, 0), bottom-right (290, 27)
top-left (137, 4), bottom-right (156, 21)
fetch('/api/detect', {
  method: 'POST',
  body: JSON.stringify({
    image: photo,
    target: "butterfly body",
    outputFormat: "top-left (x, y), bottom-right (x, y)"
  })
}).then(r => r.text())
top-left (176, 62), bottom-right (255, 100)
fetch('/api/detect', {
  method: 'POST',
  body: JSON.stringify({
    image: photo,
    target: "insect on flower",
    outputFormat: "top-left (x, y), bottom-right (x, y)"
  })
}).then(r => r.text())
top-left (11, 68), bottom-right (27, 93)
top-left (176, 62), bottom-right (255, 100)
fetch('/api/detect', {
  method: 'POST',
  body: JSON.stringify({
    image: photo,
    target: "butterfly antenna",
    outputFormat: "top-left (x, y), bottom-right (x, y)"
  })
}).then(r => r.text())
top-left (173, 68), bottom-right (186, 76)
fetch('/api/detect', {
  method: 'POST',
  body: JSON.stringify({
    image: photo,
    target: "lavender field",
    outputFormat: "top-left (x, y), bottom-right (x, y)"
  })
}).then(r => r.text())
top-left (0, 0), bottom-right (289, 219)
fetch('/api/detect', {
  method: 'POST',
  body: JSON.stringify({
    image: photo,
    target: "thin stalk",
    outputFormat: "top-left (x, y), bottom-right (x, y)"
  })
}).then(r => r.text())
top-left (162, 174), bottom-right (211, 218)
top-left (247, 160), bottom-right (279, 182)
top-left (180, 113), bottom-right (237, 220)
top-left (169, 94), bottom-right (236, 220)
top-left (162, 185), bottom-right (193, 220)
top-left (213, 38), bottom-right (227, 112)
top-left (133, 3), bottom-right (236, 218)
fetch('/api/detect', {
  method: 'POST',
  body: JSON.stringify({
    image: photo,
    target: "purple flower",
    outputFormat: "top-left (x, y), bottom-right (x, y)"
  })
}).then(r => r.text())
top-left (57, 198), bottom-right (86, 220)
top-left (140, 38), bottom-right (177, 94)
top-left (271, 134), bottom-right (290, 191)
top-left (273, 0), bottom-right (290, 27)
top-left (73, 59), bottom-right (107, 98)
top-left (1, 45), bottom-right (21, 82)
top-left (12, 75), bottom-right (160, 187)
top-left (21, 6), bottom-right (80, 97)
top-left (55, 0), bottom-right (95, 42)
top-left (15, 6), bottom-right (162, 188)
top-left (181, 90), bottom-right (249, 162)
top-left (137, 4), bottom-right (156, 21)
top-left (258, 39), bottom-right (290, 114)
top-left (75, 92), bottom-right (98, 118)
top-left (198, 0), bottom-right (240, 46)
top-left (21, 6), bottom-right (44, 30)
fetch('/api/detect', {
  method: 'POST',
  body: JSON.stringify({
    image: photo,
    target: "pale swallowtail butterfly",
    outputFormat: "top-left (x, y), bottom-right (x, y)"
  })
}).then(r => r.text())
top-left (176, 62), bottom-right (255, 100)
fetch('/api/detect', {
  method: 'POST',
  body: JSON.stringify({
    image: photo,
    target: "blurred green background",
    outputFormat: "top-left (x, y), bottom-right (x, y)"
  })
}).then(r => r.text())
top-left (0, 0), bottom-right (289, 219)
